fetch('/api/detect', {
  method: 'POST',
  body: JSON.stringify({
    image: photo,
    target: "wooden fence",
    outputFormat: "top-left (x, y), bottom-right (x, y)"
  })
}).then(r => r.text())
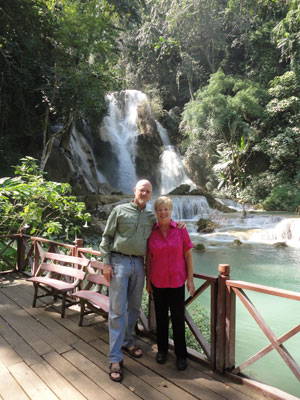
top-left (0, 232), bottom-right (299, 398)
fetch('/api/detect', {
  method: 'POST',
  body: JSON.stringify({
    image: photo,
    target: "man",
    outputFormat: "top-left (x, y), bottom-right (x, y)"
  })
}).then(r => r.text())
top-left (100, 179), bottom-right (156, 382)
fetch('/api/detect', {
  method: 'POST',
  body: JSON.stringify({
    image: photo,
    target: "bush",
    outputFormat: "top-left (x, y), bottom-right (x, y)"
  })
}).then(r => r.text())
top-left (263, 183), bottom-right (300, 211)
top-left (0, 157), bottom-right (91, 241)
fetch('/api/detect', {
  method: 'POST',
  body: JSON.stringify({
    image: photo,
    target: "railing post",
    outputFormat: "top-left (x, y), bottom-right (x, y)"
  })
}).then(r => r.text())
top-left (216, 264), bottom-right (230, 373)
top-left (225, 277), bottom-right (236, 371)
top-left (74, 238), bottom-right (83, 257)
top-left (148, 292), bottom-right (157, 332)
top-left (17, 229), bottom-right (26, 272)
top-left (33, 240), bottom-right (40, 276)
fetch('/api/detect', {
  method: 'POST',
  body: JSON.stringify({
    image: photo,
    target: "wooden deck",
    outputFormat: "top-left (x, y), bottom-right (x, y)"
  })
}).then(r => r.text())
top-left (0, 273), bottom-right (271, 400)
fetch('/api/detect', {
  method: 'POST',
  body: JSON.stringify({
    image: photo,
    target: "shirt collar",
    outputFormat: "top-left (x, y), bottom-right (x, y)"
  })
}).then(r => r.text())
top-left (153, 219), bottom-right (176, 229)
top-left (130, 201), bottom-right (144, 212)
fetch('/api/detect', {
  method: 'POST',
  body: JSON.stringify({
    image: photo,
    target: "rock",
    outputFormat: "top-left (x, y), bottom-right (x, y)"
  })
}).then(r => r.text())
top-left (232, 239), bottom-right (242, 246)
top-left (274, 242), bottom-right (288, 248)
top-left (76, 194), bottom-right (131, 214)
top-left (193, 243), bottom-right (206, 251)
top-left (196, 218), bottom-right (218, 233)
top-left (189, 188), bottom-right (205, 195)
top-left (168, 184), bottom-right (191, 195)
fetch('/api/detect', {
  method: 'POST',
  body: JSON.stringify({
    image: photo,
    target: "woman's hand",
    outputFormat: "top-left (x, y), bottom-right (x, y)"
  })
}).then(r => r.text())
top-left (187, 278), bottom-right (195, 296)
top-left (103, 264), bottom-right (113, 284)
top-left (146, 278), bottom-right (152, 295)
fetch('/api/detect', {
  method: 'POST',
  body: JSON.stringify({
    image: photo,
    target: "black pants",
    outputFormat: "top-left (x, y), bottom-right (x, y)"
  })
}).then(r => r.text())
top-left (152, 284), bottom-right (187, 358)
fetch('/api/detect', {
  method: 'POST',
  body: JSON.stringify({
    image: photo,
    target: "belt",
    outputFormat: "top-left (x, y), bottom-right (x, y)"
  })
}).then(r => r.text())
top-left (111, 251), bottom-right (144, 260)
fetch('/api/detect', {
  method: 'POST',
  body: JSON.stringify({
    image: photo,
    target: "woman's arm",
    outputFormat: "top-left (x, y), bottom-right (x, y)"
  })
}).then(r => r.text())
top-left (184, 249), bottom-right (195, 296)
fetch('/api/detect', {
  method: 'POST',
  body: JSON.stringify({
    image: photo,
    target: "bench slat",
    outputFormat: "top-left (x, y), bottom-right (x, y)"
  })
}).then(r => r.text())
top-left (39, 263), bottom-right (85, 280)
top-left (27, 277), bottom-right (76, 291)
top-left (74, 290), bottom-right (109, 313)
top-left (44, 252), bottom-right (90, 267)
top-left (87, 273), bottom-right (109, 286)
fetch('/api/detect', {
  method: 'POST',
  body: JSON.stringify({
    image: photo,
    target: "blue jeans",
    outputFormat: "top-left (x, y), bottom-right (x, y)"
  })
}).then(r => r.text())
top-left (108, 252), bottom-right (145, 363)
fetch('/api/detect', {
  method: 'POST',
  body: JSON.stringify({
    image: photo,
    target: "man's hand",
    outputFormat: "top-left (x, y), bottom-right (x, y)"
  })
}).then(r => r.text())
top-left (176, 220), bottom-right (186, 229)
top-left (103, 264), bottom-right (113, 284)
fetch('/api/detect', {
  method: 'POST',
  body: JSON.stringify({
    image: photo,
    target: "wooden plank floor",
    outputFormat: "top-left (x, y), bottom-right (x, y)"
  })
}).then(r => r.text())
top-left (0, 273), bottom-right (273, 400)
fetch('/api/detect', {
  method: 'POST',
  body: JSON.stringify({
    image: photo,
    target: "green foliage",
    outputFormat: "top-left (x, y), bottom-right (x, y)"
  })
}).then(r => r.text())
top-left (263, 184), bottom-right (300, 212)
top-left (184, 303), bottom-right (210, 354)
top-left (2, 0), bottom-right (300, 211)
top-left (182, 70), bottom-right (268, 196)
top-left (0, 0), bottom-right (123, 173)
top-left (0, 241), bottom-right (17, 271)
top-left (273, 0), bottom-right (300, 66)
top-left (44, 0), bottom-right (119, 121)
top-left (0, 157), bottom-right (91, 240)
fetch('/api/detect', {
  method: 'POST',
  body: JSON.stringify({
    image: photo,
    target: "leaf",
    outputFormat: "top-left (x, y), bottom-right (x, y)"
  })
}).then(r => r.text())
top-left (160, 380), bottom-right (168, 387)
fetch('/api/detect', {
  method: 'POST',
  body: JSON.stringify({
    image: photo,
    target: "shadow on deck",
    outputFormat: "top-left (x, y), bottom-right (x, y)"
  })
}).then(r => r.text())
top-left (0, 273), bottom-right (273, 400)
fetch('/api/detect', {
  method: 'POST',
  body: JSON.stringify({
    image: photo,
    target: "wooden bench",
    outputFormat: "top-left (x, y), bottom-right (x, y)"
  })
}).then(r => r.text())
top-left (27, 251), bottom-right (90, 318)
top-left (70, 260), bottom-right (110, 326)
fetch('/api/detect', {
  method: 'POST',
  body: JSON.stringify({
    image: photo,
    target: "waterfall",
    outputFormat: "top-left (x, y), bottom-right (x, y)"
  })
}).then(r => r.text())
top-left (157, 122), bottom-right (195, 194)
top-left (99, 90), bottom-right (147, 193)
top-left (249, 217), bottom-right (300, 245)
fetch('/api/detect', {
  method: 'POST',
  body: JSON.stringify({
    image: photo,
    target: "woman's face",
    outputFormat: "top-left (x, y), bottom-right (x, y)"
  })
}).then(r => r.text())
top-left (156, 203), bottom-right (172, 224)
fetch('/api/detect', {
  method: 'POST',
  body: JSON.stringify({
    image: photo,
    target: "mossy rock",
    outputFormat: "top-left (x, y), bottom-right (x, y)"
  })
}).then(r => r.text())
top-left (193, 243), bottom-right (206, 251)
top-left (232, 239), bottom-right (242, 246)
top-left (168, 184), bottom-right (191, 195)
top-left (196, 218), bottom-right (218, 233)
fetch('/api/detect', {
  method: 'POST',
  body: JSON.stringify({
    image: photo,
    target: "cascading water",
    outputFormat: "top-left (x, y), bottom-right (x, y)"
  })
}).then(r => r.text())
top-left (156, 122), bottom-right (195, 194)
top-left (99, 90), bottom-right (147, 193)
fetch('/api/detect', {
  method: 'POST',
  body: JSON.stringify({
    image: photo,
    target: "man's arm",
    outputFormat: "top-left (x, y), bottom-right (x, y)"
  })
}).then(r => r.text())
top-left (100, 208), bottom-right (118, 283)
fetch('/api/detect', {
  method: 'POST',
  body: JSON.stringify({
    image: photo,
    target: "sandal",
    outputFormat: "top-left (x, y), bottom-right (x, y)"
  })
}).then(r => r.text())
top-left (109, 361), bottom-right (123, 382)
top-left (122, 344), bottom-right (142, 358)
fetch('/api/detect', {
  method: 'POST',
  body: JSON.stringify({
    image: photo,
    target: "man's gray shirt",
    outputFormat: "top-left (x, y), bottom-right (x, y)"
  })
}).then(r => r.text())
top-left (100, 202), bottom-right (156, 265)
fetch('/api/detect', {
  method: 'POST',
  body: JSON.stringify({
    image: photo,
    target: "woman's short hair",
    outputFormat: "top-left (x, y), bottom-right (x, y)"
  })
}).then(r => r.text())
top-left (154, 196), bottom-right (173, 211)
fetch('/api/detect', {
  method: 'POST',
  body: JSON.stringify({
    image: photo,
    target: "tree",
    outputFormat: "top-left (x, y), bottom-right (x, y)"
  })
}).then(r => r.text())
top-left (39, 0), bottom-right (121, 170)
top-left (120, 0), bottom-right (226, 108)
top-left (0, 0), bottom-right (123, 173)
top-left (223, 0), bottom-right (288, 83)
top-left (0, 0), bottom-right (55, 174)
top-left (273, 0), bottom-right (300, 68)
top-left (181, 69), bottom-right (268, 195)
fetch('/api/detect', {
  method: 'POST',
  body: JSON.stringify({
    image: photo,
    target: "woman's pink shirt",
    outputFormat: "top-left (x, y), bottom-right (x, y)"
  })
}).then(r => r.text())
top-left (147, 220), bottom-right (194, 288)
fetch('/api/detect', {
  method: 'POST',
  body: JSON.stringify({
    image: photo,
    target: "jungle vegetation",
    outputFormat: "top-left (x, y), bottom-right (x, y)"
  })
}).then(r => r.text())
top-left (1, 0), bottom-right (300, 212)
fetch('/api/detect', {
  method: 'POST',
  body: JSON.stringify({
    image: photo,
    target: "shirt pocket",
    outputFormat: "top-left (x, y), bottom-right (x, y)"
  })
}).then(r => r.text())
top-left (118, 220), bottom-right (137, 237)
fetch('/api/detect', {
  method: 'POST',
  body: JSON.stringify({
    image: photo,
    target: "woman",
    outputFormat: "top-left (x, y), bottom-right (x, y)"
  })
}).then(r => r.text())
top-left (146, 196), bottom-right (195, 370)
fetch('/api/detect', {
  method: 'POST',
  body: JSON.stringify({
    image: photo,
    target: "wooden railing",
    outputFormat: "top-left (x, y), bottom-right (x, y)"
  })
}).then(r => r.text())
top-left (0, 232), bottom-right (219, 369)
top-left (1, 233), bottom-right (299, 398)
top-left (224, 270), bottom-right (300, 393)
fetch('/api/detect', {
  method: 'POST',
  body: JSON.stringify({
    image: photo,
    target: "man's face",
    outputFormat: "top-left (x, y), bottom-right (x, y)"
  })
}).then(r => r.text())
top-left (134, 180), bottom-right (152, 207)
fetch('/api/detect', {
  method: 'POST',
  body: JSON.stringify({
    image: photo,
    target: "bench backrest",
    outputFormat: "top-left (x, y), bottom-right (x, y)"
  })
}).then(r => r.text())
top-left (40, 262), bottom-right (86, 280)
top-left (87, 260), bottom-right (110, 287)
top-left (35, 251), bottom-right (89, 281)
